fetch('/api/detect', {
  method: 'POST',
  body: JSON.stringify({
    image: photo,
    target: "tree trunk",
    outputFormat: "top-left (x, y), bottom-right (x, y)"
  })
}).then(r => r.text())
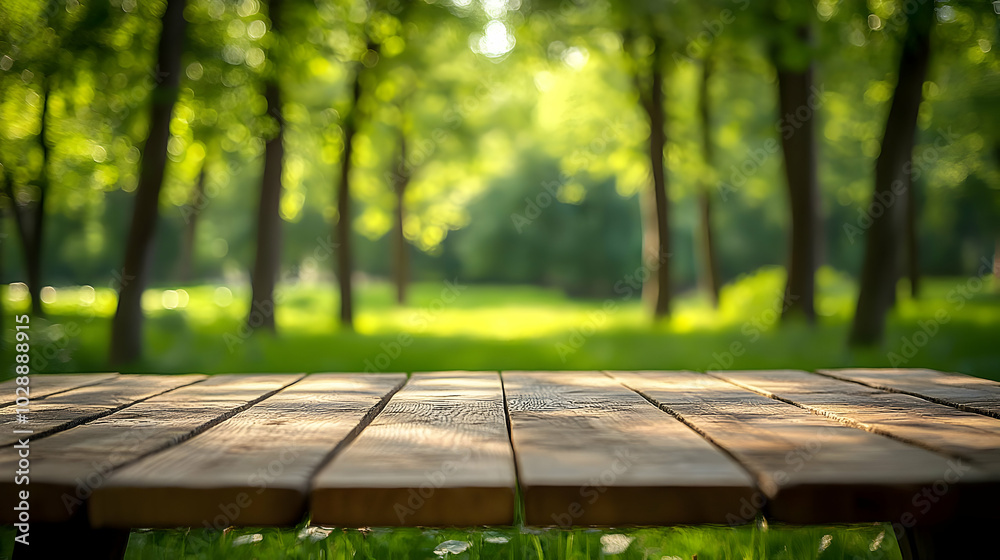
top-left (5, 79), bottom-right (51, 318)
top-left (639, 62), bottom-right (671, 318)
top-left (0, 176), bottom-right (5, 338)
top-left (994, 237), bottom-right (999, 292)
top-left (905, 172), bottom-right (920, 298)
top-left (27, 79), bottom-right (50, 318)
top-left (247, 0), bottom-right (285, 334)
top-left (248, 81), bottom-right (283, 333)
top-left (3, 180), bottom-right (45, 319)
top-left (108, 0), bottom-right (187, 366)
top-left (392, 134), bottom-right (410, 305)
top-left (177, 164), bottom-right (206, 283)
top-left (639, 179), bottom-right (659, 309)
top-left (697, 55), bottom-right (720, 307)
top-left (775, 44), bottom-right (819, 323)
top-left (337, 71), bottom-right (362, 329)
top-left (849, 1), bottom-right (933, 346)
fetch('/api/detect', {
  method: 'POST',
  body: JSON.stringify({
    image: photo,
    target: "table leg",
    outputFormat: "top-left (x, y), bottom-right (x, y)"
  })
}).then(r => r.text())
top-left (900, 520), bottom-right (990, 560)
top-left (13, 521), bottom-right (129, 560)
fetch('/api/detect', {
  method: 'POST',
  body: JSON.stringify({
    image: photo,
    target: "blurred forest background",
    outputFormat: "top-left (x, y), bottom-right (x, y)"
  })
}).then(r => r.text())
top-left (0, 0), bottom-right (997, 379)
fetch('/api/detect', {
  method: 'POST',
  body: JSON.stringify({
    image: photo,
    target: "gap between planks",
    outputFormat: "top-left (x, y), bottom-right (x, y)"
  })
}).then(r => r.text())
top-left (607, 370), bottom-right (998, 525)
top-left (0, 373), bottom-right (119, 408)
top-left (504, 371), bottom-right (757, 526)
top-left (703, 370), bottom-right (980, 465)
top-left (709, 369), bottom-right (1000, 472)
top-left (310, 371), bottom-right (517, 527)
top-left (0, 374), bottom-right (206, 447)
top-left (816, 368), bottom-right (1000, 420)
top-left (0, 374), bottom-right (306, 524)
top-left (89, 373), bottom-right (407, 528)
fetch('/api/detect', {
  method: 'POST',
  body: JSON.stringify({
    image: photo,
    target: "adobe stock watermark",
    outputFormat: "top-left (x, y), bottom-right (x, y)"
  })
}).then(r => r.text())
top-left (706, 288), bottom-right (798, 371)
top-left (886, 257), bottom-right (994, 366)
top-left (551, 447), bottom-right (634, 528)
top-left (362, 278), bottom-right (467, 372)
top-left (724, 426), bottom-right (838, 526)
top-left (672, 0), bottom-right (751, 64)
top-left (843, 127), bottom-right (959, 245)
top-left (187, 444), bottom-right (301, 552)
top-left (510, 119), bottom-right (627, 233)
top-left (889, 458), bottom-right (970, 543)
top-left (718, 85), bottom-right (827, 202)
top-left (394, 443), bottom-right (473, 523)
top-left (61, 423), bottom-right (161, 516)
top-left (223, 234), bottom-right (338, 352)
top-left (30, 306), bottom-right (98, 370)
top-left (555, 252), bottom-right (670, 362)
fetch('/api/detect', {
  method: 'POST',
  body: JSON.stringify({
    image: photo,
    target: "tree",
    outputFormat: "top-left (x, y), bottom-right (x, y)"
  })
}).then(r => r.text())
top-left (772, 22), bottom-right (820, 323)
top-left (1, 0), bottom-right (62, 318)
top-left (905, 170), bottom-right (920, 298)
top-left (697, 53), bottom-right (721, 307)
top-left (2, 78), bottom-right (47, 318)
top-left (850, 0), bottom-right (934, 345)
top-left (248, 0), bottom-right (286, 334)
top-left (390, 131), bottom-right (411, 304)
top-left (639, 40), bottom-right (671, 318)
top-left (336, 52), bottom-right (367, 330)
top-left (177, 163), bottom-right (206, 282)
top-left (109, 0), bottom-right (188, 365)
top-left (624, 31), bottom-right (672, 318)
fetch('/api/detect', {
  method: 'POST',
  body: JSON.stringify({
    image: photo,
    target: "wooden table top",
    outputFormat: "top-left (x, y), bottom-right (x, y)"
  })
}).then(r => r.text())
top-left (3, 369), bottom-right (999, 529)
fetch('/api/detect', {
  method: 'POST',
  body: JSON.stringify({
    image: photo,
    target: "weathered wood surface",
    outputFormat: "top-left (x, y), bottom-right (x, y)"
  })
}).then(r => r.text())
top-left (89, 373), bottom-right (406, 528)
top-left (818, 368), bottom-right (1000, 418)
top-left (504, 371), bottom-right (756, 526)
top-left (0, 374), bottom-right (205, 446)
top-left (610, 371), bottom-right (999, 525)
top-left (0, 374), bottom-right (301, 524)
top-left (311, 371), bottom-right (516, 526)
top-left (0, 373), bottom-right (118, 407)
top-left (713, 369), bottom-right (1000, 472)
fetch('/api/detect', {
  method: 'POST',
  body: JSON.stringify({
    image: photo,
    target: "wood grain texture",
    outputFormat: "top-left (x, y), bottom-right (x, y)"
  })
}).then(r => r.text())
top-left (713, 369), bottom-right (1000, 472)
top-left (818, 368), bottom-right (1000, 418)
top-left (311, 372), bottom-right (516, 526)
top-left (0, 374), bottom-right (301, 524)
top-left (89, 373), bottom-right (406, 528)
top-left (504, 371), bottom-right (756, 526)
top-left (0, 374), bottom-right (205, 446)
top-left (0, 373), bottom-right (118, 407)
top-left (610, 371), bottom-right (1000, 525)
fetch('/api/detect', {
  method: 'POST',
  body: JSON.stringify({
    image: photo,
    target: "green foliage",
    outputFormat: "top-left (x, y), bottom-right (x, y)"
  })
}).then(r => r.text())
top-left (1, 0), bottom-right (996, 295)
top-left (451, 152), bottom-right (640, 297)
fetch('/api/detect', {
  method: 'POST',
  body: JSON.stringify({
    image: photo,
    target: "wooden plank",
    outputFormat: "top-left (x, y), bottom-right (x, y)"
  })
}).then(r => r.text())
top-left (0, 373), bottom-right (118, 407)
top-left (88, 373), bottom-right (407, 528)
top-left (610, 371), bottom-right (1000, 525)
top-left (503, 371), bottom-right (756, 526)
top-left (0, 374), bottom-right (302, 524)
top-left (311, 371), bottom-right (516, 526)
top-left (0, 374), bottom-right (205, 446)
top-left (817, 368), bottom-right (1000, 418)
top-left (712, 369), bottom-right (1000, 472)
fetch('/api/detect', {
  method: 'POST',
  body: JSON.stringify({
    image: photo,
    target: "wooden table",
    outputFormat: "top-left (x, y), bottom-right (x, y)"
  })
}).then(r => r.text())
top-left (3, 369), bottom-right (998, 559)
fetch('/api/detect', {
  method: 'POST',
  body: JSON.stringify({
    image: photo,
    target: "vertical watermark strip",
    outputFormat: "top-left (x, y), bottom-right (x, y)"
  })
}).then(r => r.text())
top-left (13, 313), bottom-right (32, 546)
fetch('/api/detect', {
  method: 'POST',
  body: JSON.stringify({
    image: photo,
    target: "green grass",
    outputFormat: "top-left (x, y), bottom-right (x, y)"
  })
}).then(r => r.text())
top-left (1, 267), bottom-right (996, 558)
top-left (105, 521), bottom-right (898, 560)
top-left (4, 266), bottom-right (998, 380)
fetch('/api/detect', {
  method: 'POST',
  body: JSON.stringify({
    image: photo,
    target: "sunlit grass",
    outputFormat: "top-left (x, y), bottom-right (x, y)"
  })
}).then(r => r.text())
top-left (1, 266), bottom-right (998, 379)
